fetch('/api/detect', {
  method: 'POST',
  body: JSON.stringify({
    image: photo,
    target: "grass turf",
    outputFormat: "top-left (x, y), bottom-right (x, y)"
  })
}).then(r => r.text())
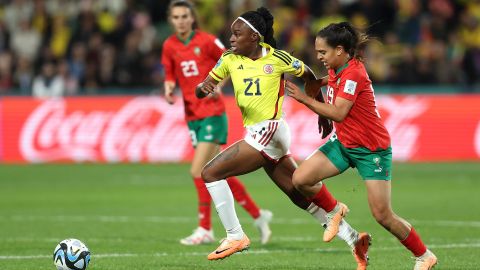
top-left (0, 162), bottom-right (479, 269)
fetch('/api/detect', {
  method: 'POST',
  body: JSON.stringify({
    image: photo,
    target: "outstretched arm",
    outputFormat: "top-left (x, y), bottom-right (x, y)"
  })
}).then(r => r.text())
top-left (195, 75), bottom-right (219, 99)
top-left (286, 81), bottom-right (353, 122)
top-left (295, 65), bottom-right (333, 137)
top-left (300, 65), bottom-right (328, 98)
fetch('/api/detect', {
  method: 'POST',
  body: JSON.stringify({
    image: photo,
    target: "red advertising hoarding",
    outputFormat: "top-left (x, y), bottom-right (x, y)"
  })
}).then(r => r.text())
top-left (1, 95), bottom-right (479, 163)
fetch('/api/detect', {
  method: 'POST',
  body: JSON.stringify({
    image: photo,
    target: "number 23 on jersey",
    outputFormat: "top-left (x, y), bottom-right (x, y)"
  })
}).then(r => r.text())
top-left (181, 60), bottom-right (199, 77)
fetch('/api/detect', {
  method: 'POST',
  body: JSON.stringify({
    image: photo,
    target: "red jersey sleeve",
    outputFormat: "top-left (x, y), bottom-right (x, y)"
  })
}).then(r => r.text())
top-left (161, 39), bottom-right (176, 83)
top-left (336, 69), bottom-right (364, 103)
top-left (205, 34), bottom-right (225, 61)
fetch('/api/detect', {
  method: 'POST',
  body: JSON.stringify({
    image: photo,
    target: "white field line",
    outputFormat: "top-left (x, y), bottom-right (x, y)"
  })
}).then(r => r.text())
top-left (1, 215), bottom-right (480, 227)
top-left (1, 242), bottom-right (480, 260)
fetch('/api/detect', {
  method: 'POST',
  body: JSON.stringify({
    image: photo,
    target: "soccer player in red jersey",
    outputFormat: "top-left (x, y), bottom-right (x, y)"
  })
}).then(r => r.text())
top-left (161, 0), bottom-right (272, 246)
top-left (286, 22), bottom-right (438, 270)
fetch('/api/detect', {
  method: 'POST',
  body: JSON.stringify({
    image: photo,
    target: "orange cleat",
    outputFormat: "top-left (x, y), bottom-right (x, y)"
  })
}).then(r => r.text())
top-left (414, 249), bottom-right (437, 270)
top-left (323, 202), bottom-right (349, 242)
top-left (353, 232), bottom-right (371, 270)
top-left (207, 234), bottom-right (250, 260)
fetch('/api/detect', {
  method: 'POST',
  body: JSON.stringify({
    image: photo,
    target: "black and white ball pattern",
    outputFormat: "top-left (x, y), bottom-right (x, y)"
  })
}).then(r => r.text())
top-left (53, 239), bottom-right (91, 270)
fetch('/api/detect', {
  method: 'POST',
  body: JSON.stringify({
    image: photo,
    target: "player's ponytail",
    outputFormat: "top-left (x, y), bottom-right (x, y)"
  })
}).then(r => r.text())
top-left (317, 22), bottom-right (369, 60)
top-left (238, 7), bottom-right (277, 48)
top-left (256, 7), bottom-right (276, 48)
top-left (168, 0), bottom-right (199, 29)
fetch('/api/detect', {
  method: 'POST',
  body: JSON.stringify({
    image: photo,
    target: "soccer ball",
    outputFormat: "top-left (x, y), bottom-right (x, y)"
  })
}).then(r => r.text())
top-left (53, 239), bottom-right (91, 270)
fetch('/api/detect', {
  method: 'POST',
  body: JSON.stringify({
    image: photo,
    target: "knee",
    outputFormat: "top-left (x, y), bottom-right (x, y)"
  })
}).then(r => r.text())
top-left (292, 170), bottom-right (310, 192)
top-left (200, 167), bottom-right (215, 183)
top-left (371, 206), bottom-right (394, 226)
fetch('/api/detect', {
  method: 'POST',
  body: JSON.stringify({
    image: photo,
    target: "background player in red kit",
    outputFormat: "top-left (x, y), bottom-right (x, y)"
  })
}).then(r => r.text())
top-left (286, 22), bottom-right (437, 270)
top-left (161, 0), bottom-right (272, 246)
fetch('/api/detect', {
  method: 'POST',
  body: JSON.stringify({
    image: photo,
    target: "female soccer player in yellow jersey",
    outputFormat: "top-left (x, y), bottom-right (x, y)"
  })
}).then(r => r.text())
top-left (162, 0), bottom-right (272, 247)
top-left (196, 7), bottom-right (371, 268)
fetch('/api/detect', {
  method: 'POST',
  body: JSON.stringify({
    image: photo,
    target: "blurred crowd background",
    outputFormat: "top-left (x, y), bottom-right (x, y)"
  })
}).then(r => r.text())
top-left (0, 0), bottom-right (479, 97)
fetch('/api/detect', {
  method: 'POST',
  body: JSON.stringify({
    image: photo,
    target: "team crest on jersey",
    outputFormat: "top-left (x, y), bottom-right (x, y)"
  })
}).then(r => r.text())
top-left (263, 64), bottom-right (274, 74)
top-left (194, 46), bottom-right (201, 55)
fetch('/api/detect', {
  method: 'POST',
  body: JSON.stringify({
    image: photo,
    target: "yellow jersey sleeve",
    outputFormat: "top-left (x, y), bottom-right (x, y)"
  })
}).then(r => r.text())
top-left (209, 50), bottom-right (233, 81)
top-left (271, 49), bottom-right (305, 77)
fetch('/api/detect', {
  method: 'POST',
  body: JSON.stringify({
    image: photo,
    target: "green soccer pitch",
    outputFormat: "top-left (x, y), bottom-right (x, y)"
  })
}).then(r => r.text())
top-left (0, 162), bottom-right (479, 270)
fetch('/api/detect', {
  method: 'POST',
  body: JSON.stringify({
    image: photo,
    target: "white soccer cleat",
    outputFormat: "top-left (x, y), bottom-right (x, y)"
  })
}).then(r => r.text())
top-left (254, 209), bottom-right (273, 244)
top-left (414, 249), bottom-right (438, 270)
top-left (180, 227), bottom-right (215, 245)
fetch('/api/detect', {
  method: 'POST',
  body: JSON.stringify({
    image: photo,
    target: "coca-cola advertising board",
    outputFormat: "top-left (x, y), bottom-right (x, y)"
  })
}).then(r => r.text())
top-left (1, 95), bottom-right (480, 163)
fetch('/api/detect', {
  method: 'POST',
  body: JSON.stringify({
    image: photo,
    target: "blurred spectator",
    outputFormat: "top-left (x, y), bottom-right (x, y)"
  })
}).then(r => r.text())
top-left (132, 11), bottom-right (156, 53)
top-left (57, 58), bottom-right (78, 95)
top-left (49, 15), bottom-right (70, 58)
top-left (68, 42), bottom-right (87, 86)
top-left (97, 44), bottom-right (116, 87)
top-left (14, 56), bottom-right (34, 95)
top-left (4, 0), bottom-right (33, 32)
top-left (32, 60), bottom-right (64, 98)
top-left (0, 20), bottom-right (11, 52)
top-left (31, 0), bottom-right (51, 36)
top-left (0, 51), bottom-right (13, 94)
top-left (10, 19), bottom-right (41, 61)
top-left (0, 0), bottom-right (478, 94)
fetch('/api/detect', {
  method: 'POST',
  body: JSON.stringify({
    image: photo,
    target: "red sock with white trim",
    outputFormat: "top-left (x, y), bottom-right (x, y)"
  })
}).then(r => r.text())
top-left (193, 177), bottom-right (211, 230)
top-left (227, 177), bottom-right (261, 219)
top-left (308, 183), bottom-right (337, 212)
top-left (400, 227), bottom-right (427, 257)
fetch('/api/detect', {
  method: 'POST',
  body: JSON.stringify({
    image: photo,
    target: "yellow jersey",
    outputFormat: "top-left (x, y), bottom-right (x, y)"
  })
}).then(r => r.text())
top-left (209, 43), bottom-right (305, 126)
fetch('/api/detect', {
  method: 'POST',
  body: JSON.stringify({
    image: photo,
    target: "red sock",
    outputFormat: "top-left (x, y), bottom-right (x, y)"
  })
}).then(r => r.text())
top-left (193, 177), bottom-right (211, 230)
top-left (400, 227), bottom-right (427, 257)
top-left (227, 177), bottom-right (261, 219)
top-left (308, 184), bottom-right (337, 212)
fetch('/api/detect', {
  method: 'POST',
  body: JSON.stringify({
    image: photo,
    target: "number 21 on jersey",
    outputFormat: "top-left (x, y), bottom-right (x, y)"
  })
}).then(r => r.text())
top-left (244, 78), bottom-right (261, 96)
top-left (180, 60), bottom-right (199, 77)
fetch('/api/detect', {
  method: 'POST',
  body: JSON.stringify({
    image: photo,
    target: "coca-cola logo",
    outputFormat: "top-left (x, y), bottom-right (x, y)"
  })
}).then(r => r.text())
top-left (377, 96), bottom-right (428, 161)
top-left (20, 97), bottom-right (190, 162)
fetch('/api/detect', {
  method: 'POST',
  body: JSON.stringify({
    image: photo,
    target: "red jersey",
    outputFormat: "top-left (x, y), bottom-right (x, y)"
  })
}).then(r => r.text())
top-left (161, 30), bottom-right (225, 121)
top-left (325, 58), bottom-right (390, 150)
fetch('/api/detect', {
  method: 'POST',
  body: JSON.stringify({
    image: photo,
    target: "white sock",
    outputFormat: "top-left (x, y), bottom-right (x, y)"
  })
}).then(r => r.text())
top-left (337, 219), bottom-right (359, 248)
top-left (205, 180), bottom-right (244, 240)
top-left (307, 202), bottom-right (328, 225)
top-left (307, 203), bottom-right (359, 248)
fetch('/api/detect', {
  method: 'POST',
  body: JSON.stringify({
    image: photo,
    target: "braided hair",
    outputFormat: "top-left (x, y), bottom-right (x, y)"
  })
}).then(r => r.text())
top-left (238, 7), bottom-right (276, 48)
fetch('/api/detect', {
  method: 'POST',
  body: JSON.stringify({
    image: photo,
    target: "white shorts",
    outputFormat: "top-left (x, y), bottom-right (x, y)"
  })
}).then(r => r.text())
top-left (244, 118), bottom-right (291, 162)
